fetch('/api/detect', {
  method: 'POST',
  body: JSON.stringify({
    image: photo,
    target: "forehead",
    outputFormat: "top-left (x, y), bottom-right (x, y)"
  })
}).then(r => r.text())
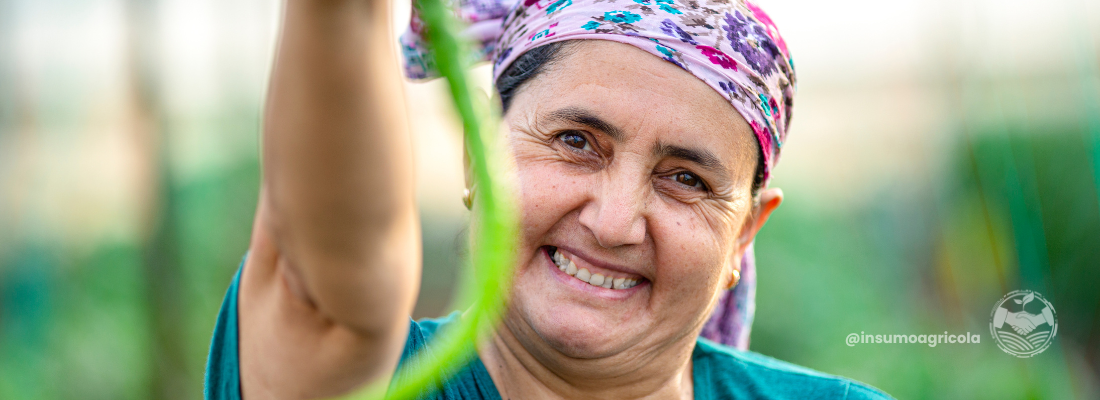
top-left (513, 40), bottom-right (757, 164)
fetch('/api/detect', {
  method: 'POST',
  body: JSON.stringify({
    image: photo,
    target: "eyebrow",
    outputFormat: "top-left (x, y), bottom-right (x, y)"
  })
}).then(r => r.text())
top-left (654, 142), bottom-right (729, 176)
top-left (545, 107), bottom-right (625, 141)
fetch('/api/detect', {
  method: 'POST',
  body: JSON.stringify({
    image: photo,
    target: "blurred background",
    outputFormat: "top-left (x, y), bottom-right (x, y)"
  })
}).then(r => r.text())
top-left (1, 0), bottom-right (1098, 398)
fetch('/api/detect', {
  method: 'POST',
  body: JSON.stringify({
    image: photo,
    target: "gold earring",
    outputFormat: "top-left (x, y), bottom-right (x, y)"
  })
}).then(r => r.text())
top-left (462, 188), bottom-right (473, 210)
top-left (726, 269), bottom-right (741, 290)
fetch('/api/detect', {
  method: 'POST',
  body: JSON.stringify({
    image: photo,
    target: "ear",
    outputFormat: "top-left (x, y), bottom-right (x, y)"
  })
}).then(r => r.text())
top-left (728, 187), bottom-right (783, 280)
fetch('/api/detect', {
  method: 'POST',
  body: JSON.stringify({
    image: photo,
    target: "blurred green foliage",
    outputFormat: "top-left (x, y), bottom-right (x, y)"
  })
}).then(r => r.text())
top-left (752, 123), bottom-right (1100, 399)
top-left (1, 130), bottom-right (260, 399)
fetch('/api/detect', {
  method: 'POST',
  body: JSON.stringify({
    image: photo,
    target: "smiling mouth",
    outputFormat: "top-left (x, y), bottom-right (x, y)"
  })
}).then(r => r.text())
top-left (547, 246), bottom-right (643, 290)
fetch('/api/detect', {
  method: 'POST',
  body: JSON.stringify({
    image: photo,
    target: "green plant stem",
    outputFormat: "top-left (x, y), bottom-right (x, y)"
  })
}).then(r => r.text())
top-left (338, 0), bottom-right (517, 398)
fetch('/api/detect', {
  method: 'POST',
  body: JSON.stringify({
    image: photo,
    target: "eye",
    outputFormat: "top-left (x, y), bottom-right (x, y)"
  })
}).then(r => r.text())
top-left (672, 171), bottom-right (707, 190)
top-left (558, 131), bottom-right (593, 152)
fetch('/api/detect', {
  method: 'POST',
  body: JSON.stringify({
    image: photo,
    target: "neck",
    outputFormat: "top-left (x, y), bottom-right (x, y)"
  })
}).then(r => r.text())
top-left (478, 317), bottom-right (696, 400)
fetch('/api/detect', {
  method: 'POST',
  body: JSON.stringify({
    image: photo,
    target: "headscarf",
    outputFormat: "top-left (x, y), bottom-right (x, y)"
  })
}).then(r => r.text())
top-left (401, 0), bottom-right (795, 350)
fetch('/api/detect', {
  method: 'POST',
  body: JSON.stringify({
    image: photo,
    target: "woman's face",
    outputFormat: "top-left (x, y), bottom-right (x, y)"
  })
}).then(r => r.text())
top-left (499, 40), bottom-right (762, 361)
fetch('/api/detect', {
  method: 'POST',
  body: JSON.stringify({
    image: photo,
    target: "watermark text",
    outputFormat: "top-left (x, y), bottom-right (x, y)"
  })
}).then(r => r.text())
top-left (846, 331), bottom-right (980, 347)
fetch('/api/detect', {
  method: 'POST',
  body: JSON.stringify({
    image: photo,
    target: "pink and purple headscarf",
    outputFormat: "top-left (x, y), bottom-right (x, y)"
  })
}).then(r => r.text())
top-left (401, 0), bottom-right (796, 350)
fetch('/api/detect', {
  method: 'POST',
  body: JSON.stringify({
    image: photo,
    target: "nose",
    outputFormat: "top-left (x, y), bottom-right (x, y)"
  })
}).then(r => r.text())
top-left (578, 167), bottom-right (648, 248)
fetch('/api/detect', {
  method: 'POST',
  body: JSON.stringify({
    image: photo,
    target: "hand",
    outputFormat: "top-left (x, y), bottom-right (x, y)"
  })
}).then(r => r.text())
top-left (1005, 311), bottom-right (1036, 335)
top-left (1017, 311), bottom-right (1049, 329)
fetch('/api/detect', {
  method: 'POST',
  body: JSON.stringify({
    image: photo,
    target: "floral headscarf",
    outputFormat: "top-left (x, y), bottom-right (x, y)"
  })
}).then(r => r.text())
top-left (401, 0), bottom-right (796, 349)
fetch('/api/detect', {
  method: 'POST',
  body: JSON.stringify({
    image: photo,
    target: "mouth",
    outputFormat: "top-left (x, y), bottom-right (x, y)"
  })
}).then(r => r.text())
top-left (545, 246), bottom-right (645, 290)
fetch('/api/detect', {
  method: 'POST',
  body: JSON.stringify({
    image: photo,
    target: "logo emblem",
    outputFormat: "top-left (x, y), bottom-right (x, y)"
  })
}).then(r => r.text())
top-left (990, 290), bottom-right (1057, 357)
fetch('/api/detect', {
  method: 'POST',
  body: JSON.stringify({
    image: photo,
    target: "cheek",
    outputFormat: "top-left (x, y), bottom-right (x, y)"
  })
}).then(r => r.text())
top-left (513, 154), bottom-right (589, 250)
top-left (650, 205), bottom-right (738, 300)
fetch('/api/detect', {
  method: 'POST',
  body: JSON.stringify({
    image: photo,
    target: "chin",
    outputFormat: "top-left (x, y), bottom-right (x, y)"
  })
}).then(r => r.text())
top-left (528, 304), bottom-right (635, 359)
top-left (505, 254), bottom-right (648, 359)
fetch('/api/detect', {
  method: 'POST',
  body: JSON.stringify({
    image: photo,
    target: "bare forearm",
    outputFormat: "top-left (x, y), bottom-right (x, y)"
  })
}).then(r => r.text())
top-left (262, 0), bottom-right (419, 332)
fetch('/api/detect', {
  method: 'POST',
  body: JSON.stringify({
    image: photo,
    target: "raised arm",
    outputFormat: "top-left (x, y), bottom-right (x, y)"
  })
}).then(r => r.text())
top-left (238, 0), bottom-right (421, 397)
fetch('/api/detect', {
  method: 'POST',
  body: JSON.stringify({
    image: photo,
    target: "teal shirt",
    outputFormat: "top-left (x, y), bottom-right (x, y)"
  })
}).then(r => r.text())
top-left (205, 262), bottom-right (893, 400)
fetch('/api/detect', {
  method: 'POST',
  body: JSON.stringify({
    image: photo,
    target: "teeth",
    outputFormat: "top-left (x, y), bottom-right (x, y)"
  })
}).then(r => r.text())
top-left (551, 249), bottom-right (642, 290)
top-left (613, 278), bottom-right (626, 289)
top-left (590, 274), bottom-right (605, 287)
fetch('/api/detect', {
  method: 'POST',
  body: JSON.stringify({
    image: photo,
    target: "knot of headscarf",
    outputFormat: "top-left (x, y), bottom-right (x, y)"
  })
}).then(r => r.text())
top-left (400, 0), bottom-right (796, 350)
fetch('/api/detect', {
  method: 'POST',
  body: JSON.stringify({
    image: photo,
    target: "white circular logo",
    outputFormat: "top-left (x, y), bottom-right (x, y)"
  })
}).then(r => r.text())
top-left (989, 290), bottom-right (1058, 358)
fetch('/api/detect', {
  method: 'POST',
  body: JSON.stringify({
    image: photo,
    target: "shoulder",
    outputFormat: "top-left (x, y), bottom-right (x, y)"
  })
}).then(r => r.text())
top-left (416, 311), bottom-right (463, 338)
top-left (393, 312), bottom-right (500, 400)
top-left (404, 311), bottom-right (463, 355)
top-left (693, 338), bottom-right (894, 400)
top-left (204, 260), bottom-right (245, 400)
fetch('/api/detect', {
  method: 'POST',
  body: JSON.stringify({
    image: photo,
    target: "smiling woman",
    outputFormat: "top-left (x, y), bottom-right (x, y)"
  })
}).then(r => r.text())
top-left (202, 0), bottom-right (894, 398)
top-left (498, 41), bottom-right (764, 364)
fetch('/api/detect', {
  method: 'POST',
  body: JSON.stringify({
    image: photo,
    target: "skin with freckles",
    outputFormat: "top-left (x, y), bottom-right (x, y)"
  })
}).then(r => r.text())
top-left (475, 40), bottom-right (784, 399)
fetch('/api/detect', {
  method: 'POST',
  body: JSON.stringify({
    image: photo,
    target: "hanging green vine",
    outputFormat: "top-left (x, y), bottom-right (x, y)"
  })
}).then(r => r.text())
top-left (339, 0), bottom-right (518, 397)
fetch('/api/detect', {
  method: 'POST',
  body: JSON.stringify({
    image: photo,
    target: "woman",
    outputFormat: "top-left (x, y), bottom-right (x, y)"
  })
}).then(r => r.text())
top-left (204, 0), bottom-right (894, 398)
